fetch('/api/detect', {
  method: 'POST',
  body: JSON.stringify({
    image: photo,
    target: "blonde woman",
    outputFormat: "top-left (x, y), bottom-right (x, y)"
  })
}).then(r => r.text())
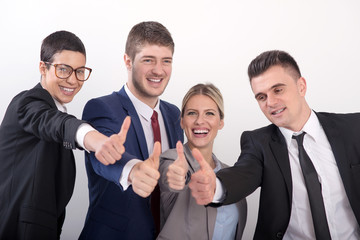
top-left (158, 83), bottom-right (247, 240)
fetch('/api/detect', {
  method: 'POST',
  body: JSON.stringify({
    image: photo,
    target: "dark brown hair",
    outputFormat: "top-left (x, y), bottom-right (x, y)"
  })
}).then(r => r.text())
top-left (248, 50), bottom-right (301, 81)
top-left (125, 21), bottom-right (174, 61)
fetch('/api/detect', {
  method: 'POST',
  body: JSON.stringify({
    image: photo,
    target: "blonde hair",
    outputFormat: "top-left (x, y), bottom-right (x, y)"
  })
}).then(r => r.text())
top-left (181, 83), bottom-right (224, 120)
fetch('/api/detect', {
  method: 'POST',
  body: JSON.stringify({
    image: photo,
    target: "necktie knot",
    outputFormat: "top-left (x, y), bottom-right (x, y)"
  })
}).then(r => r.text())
top-left (292, 131), bottom-right (306, 145)
top-left (151, 110), bottom-right (158, 123)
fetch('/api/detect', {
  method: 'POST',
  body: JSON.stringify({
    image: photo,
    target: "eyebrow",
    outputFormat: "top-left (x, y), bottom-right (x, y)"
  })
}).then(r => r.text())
top-left (185, 108), bottom-right (217, 112)
top-left (141, 55), bottom-right (173, 60)
top-left (254, 83), bottom-right (286, 99)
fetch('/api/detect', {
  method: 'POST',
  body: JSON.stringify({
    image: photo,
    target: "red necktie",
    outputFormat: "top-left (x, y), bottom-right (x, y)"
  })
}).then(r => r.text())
top-left (150, 110), bottom-right (161, 237)
top-left (151, 110), bottom-right (161, 143)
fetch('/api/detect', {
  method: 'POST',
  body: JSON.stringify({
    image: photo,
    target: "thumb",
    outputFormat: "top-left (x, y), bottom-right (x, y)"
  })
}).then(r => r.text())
top-left (192, 148), bottom-right (210, 171)
top-left (175, 141), bottom-right (186, 165)
top-left (149, 141), bottom-right (161, 169)
top-left (118, 116), bottom-right (131, 143)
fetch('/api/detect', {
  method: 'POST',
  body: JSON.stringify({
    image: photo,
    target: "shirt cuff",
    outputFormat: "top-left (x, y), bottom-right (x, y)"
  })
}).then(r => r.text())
top-left (212, 177), bottom-right (225, 203)
top-left (119, 159), bottom-right (142, 190)
top-left (76, 123), bottom-right (96, 152)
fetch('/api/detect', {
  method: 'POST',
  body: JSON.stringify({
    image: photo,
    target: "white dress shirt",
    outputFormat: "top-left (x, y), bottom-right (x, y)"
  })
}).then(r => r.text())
top-left (279, 111), bottom-right (359, 239)
top-left (119, 84), bottom-right (170, 190)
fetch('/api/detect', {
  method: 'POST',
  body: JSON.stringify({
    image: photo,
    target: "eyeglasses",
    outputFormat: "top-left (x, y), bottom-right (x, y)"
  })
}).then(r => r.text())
top-left (44, 62), bottom-right (92, 81)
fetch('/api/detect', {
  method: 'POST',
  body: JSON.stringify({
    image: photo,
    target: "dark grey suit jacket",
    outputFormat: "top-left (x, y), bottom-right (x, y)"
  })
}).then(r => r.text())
top-left (216, 112), bottom-right (360, 239)
top-left (158, 143), bottom-right (247, 240)
top-left (0, 84), bottom-right (85, 240)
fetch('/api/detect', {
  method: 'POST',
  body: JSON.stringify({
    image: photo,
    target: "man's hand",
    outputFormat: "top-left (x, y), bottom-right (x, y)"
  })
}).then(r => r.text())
top-left (129, 142), bottom-right (161, 198)
top-left (84, 116), bottom-right (131, 165)
top-left (166, 141), bottom-right (188, 190)
top-left (188, 148), bottom-right (216, 205)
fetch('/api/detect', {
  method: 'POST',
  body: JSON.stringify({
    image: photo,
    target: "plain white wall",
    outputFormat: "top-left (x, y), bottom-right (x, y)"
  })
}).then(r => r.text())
top-left (1, 0), bottom-right (360, 239)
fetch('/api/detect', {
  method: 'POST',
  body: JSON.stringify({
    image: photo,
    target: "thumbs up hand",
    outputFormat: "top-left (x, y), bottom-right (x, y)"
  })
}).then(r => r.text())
top-left (129, 142), bottom-right (161, 198)
top-left (188, 148), bottom-right (216, 205)
top-left (166, 141), bottom-right (189, 190)
top-left (86, 116), bottom-right (131, 165)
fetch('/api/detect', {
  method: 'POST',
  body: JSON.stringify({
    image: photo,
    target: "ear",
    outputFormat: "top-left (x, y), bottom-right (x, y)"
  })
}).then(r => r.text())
top-left (124, 53), bottom-right (132, 71)
top-left (180, 117), bottom-right (184, 129)
top-left (297, 77), bottom-right (307, 97)
top-left (219, 119), bottom-right (224, 130)
top-left (39, 61), bottom-right (47, 76)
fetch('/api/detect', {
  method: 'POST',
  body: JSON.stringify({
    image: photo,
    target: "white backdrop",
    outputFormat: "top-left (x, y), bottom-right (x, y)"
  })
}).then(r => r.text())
top-left (1, 0), bottom-right (360, 239)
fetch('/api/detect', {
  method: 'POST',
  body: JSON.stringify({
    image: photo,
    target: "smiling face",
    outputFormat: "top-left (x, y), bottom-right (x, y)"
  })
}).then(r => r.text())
top-left (125, 44), bottom-right (173, 108)
top-left (251, 65), bottom-right (311, 132)
top-left (181, 94), bottom-right (224, 151)
top-left (40, 50), bottom-right (86, 105)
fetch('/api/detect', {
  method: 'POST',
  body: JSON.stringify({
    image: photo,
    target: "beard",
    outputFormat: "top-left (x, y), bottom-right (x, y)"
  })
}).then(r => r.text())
top-left (131, 67), bottom-right (168, 99)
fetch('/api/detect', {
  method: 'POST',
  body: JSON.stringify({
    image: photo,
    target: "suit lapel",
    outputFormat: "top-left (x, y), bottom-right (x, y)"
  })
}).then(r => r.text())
top-left (118, 87), bottom-right (149, 159)
top-left (269, 127), bottom-right (293, 201)
top-left (316, 112), bottom-right (348, 175)
top-left (160, 101), bottom-right (177, 148)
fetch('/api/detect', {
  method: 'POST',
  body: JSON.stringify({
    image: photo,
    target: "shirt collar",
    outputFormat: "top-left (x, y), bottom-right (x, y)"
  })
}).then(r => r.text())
top-left (54, 99), bottom-right (67, 113)
top-left (40, 82), bottom-right (67, 113)
top-left (279, 110), bottom-right (322, 147)
top-left (213, 157), bottom-right (222, 173)
top-left (124, 83), bottom-right (160, 121)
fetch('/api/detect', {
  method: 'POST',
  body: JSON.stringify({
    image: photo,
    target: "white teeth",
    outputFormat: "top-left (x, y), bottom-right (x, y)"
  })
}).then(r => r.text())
top-left (194, 129), bottom-right (209, 134)
top-left (148, 78), bottom-right (161, 83)
top-left (61, 87), bottom-right (74, 92)
top-left (273, 108), bottom-right (284, 114)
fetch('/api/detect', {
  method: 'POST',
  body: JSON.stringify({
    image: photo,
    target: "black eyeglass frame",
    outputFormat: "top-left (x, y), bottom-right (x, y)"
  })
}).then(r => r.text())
top-left (44, 62), bottom-right (92, 81)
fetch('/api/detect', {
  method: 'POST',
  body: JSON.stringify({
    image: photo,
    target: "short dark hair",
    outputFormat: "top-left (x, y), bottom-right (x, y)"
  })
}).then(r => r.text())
top-left (125, 21), bottom-right (174, 61)
top-left (248, 50), bottom-right (301, 81)
top-left (40, 30), bottom-right (86, 65)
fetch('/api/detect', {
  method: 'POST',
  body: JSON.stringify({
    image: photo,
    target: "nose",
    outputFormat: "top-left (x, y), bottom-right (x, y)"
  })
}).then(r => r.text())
top-left (266, 93), bottom-right (278, 107)
top-left (66, 71), bottom-right (78, 85)
top-left (195, 114), bottom-right (205, 125)
top-left (152, 62), bottom-right (164, 76)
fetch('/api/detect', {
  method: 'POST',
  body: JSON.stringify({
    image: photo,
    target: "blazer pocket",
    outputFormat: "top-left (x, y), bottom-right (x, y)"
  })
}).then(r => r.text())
top-left (18, 205), bottom-right (58, 239)
top-left (350, 163), bottom-right (360, 171)
top-left (19, 205), bottom-right (57, 231)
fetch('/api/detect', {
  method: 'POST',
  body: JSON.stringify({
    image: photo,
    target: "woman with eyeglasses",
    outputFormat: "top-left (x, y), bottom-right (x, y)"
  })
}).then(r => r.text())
top-left (0, 30), bottom-right (130, 239)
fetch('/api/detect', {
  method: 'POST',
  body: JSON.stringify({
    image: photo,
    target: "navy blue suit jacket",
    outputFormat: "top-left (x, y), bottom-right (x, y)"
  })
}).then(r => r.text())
top-left (79, 86), bottom-right (183, 240)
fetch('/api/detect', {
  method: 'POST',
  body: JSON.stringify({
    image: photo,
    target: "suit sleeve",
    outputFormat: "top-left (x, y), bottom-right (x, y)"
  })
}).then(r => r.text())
top-left (82, 97), bottom-right (136, 189)
top-left (17, 87), bottom-right (84, 149)
top-left (217, 131), bottom-right (263, 205)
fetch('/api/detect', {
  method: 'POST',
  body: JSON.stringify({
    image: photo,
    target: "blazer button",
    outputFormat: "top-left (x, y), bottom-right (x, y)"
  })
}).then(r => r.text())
top-left (276, 232), bottom-right (283, 239)
top-left (63, 142), bottom-right (71, 149)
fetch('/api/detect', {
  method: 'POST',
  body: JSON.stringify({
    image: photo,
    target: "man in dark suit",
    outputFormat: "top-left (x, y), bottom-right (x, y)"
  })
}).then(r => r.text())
top-left (79, 21), bottom-right (184, 240)
top-left (188, 50), bottom-right (360, 239)
top-left (0, 31), bottom-right (130, 240)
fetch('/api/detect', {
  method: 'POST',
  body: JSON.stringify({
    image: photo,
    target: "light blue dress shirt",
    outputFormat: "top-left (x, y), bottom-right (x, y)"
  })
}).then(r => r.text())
top-left (212, 159), bottom-right (239, 240)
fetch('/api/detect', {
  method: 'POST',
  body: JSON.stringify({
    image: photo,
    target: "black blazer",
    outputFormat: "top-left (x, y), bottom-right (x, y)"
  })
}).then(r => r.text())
top-left (217, 112), bottom-right (360, 239)
top-left (0, 84), bottom-right (85, 240)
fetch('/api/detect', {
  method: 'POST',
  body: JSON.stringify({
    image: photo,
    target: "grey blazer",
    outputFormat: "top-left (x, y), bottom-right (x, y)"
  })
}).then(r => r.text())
top-left (158, 143), bottom-right (247, 240)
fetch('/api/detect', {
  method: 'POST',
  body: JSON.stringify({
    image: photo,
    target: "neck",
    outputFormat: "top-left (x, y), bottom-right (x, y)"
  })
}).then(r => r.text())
top-left (189, 144), bottom-right (215, 169)
top-left (291, 105), bottom-right (312, 132)
top-left (126, 82), bottom-right (158, 109)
